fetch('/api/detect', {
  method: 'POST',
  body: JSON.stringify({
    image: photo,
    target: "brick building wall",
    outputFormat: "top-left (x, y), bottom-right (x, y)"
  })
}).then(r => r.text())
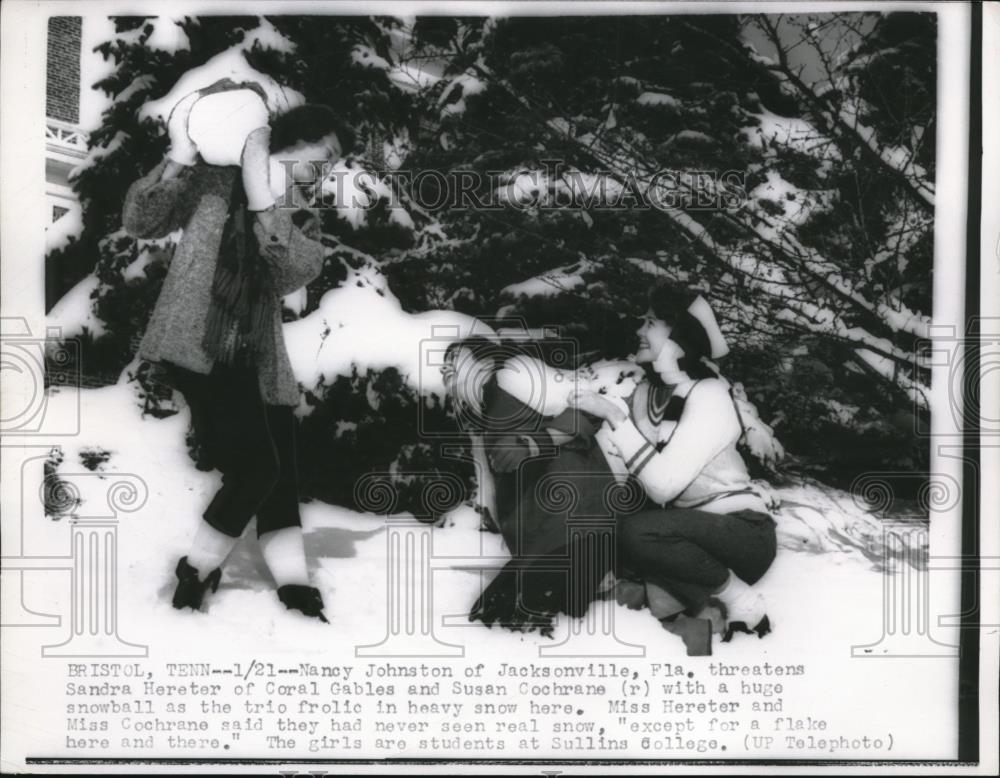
top-left (47, 16), bottom-right (82, 123)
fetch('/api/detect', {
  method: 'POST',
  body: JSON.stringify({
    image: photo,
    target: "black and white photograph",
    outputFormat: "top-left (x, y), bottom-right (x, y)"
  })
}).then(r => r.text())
top-left (1, 0), bottom-right (997, 773)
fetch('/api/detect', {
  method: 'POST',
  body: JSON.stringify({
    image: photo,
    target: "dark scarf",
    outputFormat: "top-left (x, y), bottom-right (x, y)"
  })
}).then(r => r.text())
top-left (640, 364), bottom-right (679, 425)
top-left (640, 354), bottom-right (721, 424)
top-left (202, 178), bottom-right (273, 366)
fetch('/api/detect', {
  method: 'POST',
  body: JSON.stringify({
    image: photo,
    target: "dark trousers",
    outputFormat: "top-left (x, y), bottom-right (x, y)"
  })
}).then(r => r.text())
top-left (619, 508), bottom-right (777, 612)
top-left (170, 364), bottom-right (301, 539)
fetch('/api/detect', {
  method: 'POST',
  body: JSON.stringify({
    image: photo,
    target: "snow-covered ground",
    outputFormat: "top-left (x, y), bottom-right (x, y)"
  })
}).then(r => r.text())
top-left (20, 380), bottom-right (923, 640)
top-left (2, 381), bottom-right (954, 761)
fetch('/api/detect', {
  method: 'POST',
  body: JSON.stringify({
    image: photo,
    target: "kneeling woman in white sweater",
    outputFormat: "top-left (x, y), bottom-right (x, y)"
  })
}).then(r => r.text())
top-left (570, 286), bottom-right (777, 641)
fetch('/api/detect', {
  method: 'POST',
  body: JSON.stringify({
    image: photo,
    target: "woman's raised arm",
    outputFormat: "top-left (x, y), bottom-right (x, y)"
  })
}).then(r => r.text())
top-left (253, 209), bottom-right (326, 296)
top-left (122, 158), bottom-right (198, 239)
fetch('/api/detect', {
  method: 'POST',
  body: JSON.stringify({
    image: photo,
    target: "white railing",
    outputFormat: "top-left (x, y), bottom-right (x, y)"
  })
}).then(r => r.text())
top-left (45, 118), bottom-right (88, 157)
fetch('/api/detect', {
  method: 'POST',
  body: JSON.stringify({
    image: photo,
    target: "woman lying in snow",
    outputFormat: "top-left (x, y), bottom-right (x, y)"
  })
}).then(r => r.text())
top-left (122, 83), bottom-right (354, 622)
top-left (570, 285), bottom-right (779, 652)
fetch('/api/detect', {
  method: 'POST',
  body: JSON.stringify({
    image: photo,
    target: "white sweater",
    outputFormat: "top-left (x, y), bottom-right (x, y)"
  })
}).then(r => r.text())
top-left (607, 378), bottom-right (764, 512)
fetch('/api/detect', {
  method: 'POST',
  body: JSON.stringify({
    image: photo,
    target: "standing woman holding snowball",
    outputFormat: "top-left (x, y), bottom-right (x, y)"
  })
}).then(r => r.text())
top-left (570, 285), bottom-right (779, 645)
top-left (122, 79), bottom-right (354, 621)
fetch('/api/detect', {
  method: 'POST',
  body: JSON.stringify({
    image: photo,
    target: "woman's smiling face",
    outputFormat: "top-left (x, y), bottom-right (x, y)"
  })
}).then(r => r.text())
top-left (634, 311), bottom-right (672, 365)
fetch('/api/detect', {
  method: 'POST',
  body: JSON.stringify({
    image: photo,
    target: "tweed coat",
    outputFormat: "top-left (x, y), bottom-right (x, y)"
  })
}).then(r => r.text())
top-left (122, 159), bottom-right (325, 406)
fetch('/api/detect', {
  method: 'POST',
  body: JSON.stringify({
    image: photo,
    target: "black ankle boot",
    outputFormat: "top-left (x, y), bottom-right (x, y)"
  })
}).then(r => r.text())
top-left (722, 614), bottom-right (772, 642)
top-left (277, 585), bottom-right (329, 623)
top-left (172, 556), bottom-right (221, 611)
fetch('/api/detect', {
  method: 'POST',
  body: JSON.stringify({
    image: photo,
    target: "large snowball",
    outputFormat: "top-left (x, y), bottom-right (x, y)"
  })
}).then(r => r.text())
top-left (187, 89), bottom-right (270, 166)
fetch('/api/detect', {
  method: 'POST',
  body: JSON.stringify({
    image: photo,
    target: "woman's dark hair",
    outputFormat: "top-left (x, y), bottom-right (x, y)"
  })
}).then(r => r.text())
top-left (269, 104), bottom-right (356, 155)
top-left (443, 337), bottom-right (507, 429)
top-left (444, 336), bottom-right (505, 374)
top-left (646, 283), bottom-right (718, 380)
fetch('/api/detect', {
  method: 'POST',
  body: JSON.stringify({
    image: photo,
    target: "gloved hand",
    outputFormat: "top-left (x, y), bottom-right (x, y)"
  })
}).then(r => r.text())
top-left (489, 435), bottom-right (538, 473)
top-left (166, 90), bottom-right (202, 166)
